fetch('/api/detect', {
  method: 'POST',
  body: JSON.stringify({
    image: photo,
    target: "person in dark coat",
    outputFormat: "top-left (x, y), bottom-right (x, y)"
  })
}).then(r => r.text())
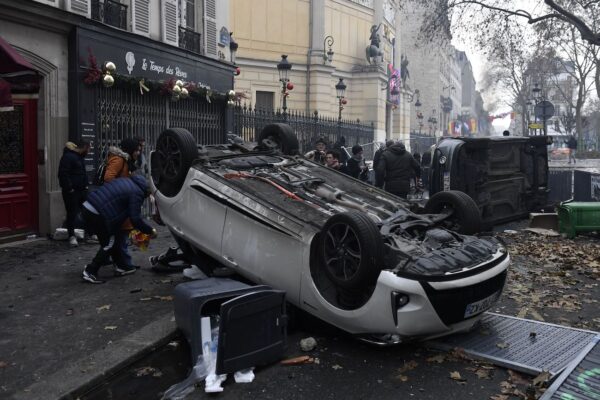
top-left (373, 140), bottom-right (395, 186)
top-left (421, 149), bottom-right (432, 190)
top-left (81, 175), bottom-right (156, 284)
top-left (346, 145), bottom-right (369, 181)
top-left (325, 150), bottom-right (350, 174)
top-left (375, 142), bottom-right (421, 198)
top-left (58, 140), bottom-right (90, 247)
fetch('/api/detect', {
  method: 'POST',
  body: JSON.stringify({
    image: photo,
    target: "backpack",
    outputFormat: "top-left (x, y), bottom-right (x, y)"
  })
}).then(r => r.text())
top-left (93, 160), bottom-right (107, 186)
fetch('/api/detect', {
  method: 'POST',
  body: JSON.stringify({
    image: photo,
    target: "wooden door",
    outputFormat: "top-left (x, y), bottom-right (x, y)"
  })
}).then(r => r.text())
top-left (0, 99), bottom-right (38, 236)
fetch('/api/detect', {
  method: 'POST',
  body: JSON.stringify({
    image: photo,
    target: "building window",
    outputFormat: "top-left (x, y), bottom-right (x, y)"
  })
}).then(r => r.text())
top-left (184, 0), bottom-right (195, 28)
top-left (255, 91), bottom-right (274, 111)
top-left (91, 0), bottom-right (128, 30)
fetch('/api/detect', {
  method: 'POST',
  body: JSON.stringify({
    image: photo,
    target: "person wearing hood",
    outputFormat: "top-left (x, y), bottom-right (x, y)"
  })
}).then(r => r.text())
top-left (375, 142), bottom-right (421, 198)
top-left (304, 137), bottom-right (328, 164)
top-left (58, 140), bottom-right (90, 247)
top-left (373, 139), bottom-right (395, 186)
top-left (104, 137), bottom-right (141, 269)
top-left (81, 175), bottom-right (156, 283)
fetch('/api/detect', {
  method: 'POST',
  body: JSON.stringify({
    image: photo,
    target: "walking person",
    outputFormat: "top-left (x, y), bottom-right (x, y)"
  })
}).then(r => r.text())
top-left (58, 140), bottom-right (90, 247)
top-left (375, 142), bottom-right (421, 199)
top-left (103, 138), bottom-right (142, 269)
top-left (346, 145), bottom-right (369, 182)
top-left (134, 137), bottom-right (149, 177)
top-left (373, 140), bottom-right (394, 187)
top-left (81, 175), bottom-right (156, 284)
top-left (567, 135), bottom-right (578, 164)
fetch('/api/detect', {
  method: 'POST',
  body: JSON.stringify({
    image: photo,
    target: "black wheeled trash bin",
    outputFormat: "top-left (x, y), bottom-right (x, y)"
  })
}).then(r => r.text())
top-left (173, 278), bottom-right (287, 375)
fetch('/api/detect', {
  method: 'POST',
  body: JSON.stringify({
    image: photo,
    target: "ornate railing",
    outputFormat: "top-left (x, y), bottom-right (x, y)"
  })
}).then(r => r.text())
top-left (233, 105), bottom-right (376, 159)
top-left (179, 26), bottom-right (202, 54)
top-left (91, 0), bottom-right (128, 30)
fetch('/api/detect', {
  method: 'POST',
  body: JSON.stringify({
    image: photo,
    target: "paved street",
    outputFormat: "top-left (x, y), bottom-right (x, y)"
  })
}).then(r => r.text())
top-left (0, 223), bottom-right (591, 400)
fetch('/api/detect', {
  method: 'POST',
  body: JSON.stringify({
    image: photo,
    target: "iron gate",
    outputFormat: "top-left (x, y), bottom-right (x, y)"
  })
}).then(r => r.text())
top-left (95, 85), bottom-right (226, 163)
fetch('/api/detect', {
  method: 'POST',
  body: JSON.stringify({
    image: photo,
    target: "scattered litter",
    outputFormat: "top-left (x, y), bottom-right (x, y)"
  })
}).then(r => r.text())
top-left (281, 356), bottom-right (312, 365)
top-left (233, 368), bottom-right (255, 384)
top-left (168, 341), bottom-right (180, 349)
top-left (130, 288), bottom-right (142, 294)
top-left (140, 297), bottom-right (152, 301)
top-left (313, 358), bottom-right (320, 365)
top-left (52, 228), bottom-right (68, 240)
top-left (300, 337), bottom-right (317, 352)
top-left (496, 342), bottom-right (509, 349)
top-left (161, 355), bottom-right (208, 400)
top-left (524, 228), bottom-right (560, 237)
top-left (104, 326), bottom-right (117, 330)
top-left (397, 375), bottom-right (409, 382)
top-left (474, 368), bottom-right (492, 379)
top-left (331, 364), bottom-right (343, 370)
top-left (65, 308), bottom-right (74, 316)
top-left (503, 230), bottom-right (518, 234)
top-left (26, 234), bottom-right (37, 240)
top-left (96, 304), bottom-right (111, 313)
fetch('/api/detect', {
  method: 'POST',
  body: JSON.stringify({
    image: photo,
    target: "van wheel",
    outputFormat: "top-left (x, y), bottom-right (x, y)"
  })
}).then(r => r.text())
top-left (153, 128), bottom-right (197, 197)
top-left (257, 123), bottom-right (299, 155)
top-left (424, 190), bottom-right (482, 234)
top-left (320, 212), bottom-right (383, 291)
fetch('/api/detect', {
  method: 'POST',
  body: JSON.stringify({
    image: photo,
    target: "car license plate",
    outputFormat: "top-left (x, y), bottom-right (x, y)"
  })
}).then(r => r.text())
top-left (464, 291), bottom-right (501, 318)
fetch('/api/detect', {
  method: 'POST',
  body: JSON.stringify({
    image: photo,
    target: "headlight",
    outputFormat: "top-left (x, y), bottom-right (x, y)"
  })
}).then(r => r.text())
top-left (439, 155), bottom-right (447, 165)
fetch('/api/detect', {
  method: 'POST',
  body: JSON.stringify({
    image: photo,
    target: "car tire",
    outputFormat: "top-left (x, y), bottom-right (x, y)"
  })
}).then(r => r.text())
top-left (257, 123), bottom-right (299, 155)
top-left (319, 211), bottom-right (383, 291)
top-left (153, 128), bottom-right (198, 197)
top-left (424, 190), bottom-right (482, 235)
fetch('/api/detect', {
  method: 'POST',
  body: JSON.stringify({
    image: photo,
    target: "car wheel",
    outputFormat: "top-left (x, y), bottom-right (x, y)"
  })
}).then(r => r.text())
top-left (257, 123), bottom-right (299, 155)
top-left (153, 128), bottom-right (198, 197)
top-left (424, 190), bottom-right (482, 234)
top-left (320, 212), bottom-right (383, 291)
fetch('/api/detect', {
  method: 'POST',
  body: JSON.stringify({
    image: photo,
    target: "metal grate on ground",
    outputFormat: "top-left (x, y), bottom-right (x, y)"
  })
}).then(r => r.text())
top-left (427, 313), bottom-right (599, 376)
top-left (540, 336), bottom-right (600, 400)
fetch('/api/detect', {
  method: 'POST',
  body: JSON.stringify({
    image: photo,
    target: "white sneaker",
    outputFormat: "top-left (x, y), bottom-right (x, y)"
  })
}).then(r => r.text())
top-left (69, 236), bottom-right (78, 247)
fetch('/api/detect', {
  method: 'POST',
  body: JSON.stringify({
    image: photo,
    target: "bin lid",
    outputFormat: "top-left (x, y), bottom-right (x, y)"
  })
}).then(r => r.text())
top-left (216, 290), bottom-right (287, 375)
top-left (559, 202), bottom-right (600, 210)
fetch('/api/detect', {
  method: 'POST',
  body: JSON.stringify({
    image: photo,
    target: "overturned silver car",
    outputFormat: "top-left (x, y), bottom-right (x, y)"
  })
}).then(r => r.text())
top-left (150, 124), bottom-right (509, 342)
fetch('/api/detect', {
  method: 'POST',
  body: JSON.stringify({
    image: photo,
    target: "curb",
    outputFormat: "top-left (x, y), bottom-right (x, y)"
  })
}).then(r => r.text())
top-left (13, 312), bottom-right (178, 400)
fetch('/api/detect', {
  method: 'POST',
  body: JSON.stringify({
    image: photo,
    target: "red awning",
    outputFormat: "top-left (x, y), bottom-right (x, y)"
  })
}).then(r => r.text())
top-left (0, 35), bottom-right (39, 92)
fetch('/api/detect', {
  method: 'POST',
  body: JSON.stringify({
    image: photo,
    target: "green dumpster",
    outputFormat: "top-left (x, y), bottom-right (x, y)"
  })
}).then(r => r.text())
top-left (557, 201), bottom-right (600, 238)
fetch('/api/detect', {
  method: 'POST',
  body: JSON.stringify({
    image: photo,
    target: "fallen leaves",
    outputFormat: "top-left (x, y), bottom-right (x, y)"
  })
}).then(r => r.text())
top-left (449, 371), bottom-right (467, 384)
top-left (104, 325), bottom-right (117, 330)
top-left (532, 370), bottom-right (551, 387)
top-left (426, 354), bottom-right (446, 364)
top-left (397, 360), bottom-right (418, 374)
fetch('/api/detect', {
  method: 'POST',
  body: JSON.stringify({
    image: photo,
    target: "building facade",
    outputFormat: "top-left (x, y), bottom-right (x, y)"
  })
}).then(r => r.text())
top-left (399, 4), bottom-right (464, 138)
top-left (229, 0), bottom-right (412, 146)
top-left (0, 0), bottom-right (234, 239)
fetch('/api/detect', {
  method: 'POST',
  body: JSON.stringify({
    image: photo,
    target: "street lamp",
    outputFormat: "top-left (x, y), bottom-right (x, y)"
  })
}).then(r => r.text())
top-left (415, 91), bottom-right (423, 135)
top-left (335, 78), bottom-right (347, 121)
top-left (229, 32), bottom-right (238, 64)
top-left (323, 35), bottom-right (334, 65)
top-left (277, 55), bottom-right (292, 114)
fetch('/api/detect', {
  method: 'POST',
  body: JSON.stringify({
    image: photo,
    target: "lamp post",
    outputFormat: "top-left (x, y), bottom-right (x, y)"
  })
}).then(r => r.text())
top-left (323, 35), bottom-right (334, 65)
top-left (415, 90), bottom-right (423, 135)
top-left (277, 55), bottom-right (292, 115)
top-left (335, 78), bottom-right (347, 122)
top-left (532, 83), bottom-right (542, 136)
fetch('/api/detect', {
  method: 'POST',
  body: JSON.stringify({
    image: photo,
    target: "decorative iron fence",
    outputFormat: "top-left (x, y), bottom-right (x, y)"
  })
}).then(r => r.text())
top-left (95, 85), bottom-right (226, 163)
top-left (178, 26), bottom-right (202, 55)
top-left (233, 105), bottom-right (376, 159)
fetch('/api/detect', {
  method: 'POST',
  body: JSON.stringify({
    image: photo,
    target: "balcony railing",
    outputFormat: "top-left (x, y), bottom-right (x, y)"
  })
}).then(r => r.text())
top-left (91, 0), bottom-right (128, 30)
top-left (179, 26), bottom-right (202, 54)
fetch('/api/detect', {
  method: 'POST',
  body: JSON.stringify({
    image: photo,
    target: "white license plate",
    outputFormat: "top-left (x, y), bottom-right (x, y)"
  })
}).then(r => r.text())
top-left (464, 291), bottom-right (501, 318)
